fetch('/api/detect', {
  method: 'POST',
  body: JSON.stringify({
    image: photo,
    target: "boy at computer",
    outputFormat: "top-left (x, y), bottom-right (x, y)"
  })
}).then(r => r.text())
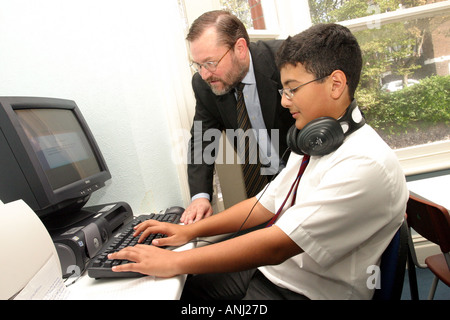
top-left (108, 23), bottom-right (408, 299)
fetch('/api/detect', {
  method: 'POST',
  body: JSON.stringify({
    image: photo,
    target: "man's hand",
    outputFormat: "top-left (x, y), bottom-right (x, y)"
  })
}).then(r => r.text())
top-left (181, 198), bottom-right (213, 224)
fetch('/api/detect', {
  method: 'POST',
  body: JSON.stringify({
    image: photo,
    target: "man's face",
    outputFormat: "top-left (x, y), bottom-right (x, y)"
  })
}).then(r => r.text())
top-left (189, 28), bottom-right (248, 95)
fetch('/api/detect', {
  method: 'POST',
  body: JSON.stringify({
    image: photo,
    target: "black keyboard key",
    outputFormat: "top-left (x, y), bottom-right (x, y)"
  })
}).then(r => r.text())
top-left (87, 207), bottom-right (183, 279)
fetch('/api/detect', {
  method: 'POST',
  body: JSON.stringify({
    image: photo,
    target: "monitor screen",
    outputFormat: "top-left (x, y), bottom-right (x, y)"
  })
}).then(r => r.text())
top-left (0, 97), bottom-right (111, 228)
top-left (16, 108), bottom-right (101, 191)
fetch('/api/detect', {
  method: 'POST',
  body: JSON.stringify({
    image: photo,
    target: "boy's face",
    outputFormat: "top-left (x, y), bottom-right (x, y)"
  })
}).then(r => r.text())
top-left (280, 63), bottom-right (336, 130)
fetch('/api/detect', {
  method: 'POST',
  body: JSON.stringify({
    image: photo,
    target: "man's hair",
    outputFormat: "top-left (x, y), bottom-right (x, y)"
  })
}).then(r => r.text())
top-left (277, 23), bottom-right (362, 99)
top-left (186, 10), bottom-right (250, 48)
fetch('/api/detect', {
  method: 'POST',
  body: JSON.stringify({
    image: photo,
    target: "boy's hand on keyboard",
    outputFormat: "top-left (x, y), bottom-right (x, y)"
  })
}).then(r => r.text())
top-left (133, 220), bottom-right (192, 247)
top-left (108, 245), bottom-right (178, 278)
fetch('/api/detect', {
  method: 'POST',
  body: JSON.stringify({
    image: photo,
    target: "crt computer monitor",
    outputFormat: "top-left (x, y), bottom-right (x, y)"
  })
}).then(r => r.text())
top-left (0, 97), bottom-right (111, 229)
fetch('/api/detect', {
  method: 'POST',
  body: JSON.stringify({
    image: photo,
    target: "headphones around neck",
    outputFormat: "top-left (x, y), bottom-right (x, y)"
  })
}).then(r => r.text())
top-left (287, 100), bottom-right (365, 156)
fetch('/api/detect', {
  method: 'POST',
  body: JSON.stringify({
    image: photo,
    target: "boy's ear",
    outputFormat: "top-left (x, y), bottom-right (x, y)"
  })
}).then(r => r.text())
top-left (329, 70), bottom-right (348, 99)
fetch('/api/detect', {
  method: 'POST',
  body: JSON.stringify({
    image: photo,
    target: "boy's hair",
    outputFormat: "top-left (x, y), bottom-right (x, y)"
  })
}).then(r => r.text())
top-left (277, 23), bottom-right (362, 99)
top-left (186, 10), bottom-right (250, 49)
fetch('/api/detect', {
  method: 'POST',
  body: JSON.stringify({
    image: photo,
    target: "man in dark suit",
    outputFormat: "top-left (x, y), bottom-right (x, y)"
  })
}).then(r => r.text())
top-left (182, 10), bottom-right (294, 224)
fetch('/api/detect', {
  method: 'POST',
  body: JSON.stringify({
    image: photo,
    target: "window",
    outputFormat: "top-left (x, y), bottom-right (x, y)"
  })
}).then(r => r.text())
top-left (309, 0), bottom-right (450, 175)
top-left (219, 0), bottom-right (284, 39)
top-left (220, 0), bottom-right (265, 29)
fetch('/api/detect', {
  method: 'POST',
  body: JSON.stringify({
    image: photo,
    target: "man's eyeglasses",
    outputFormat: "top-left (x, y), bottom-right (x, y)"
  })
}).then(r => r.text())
top-left (190, 47), bottom-right (231, 73)
top-left (278, 75), bottom-right (329, 100)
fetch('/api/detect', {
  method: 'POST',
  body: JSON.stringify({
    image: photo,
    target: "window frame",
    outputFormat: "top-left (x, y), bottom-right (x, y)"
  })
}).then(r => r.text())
top-left (247, 0), bottom-right (280, 39)
top-left (338, 1), bottom-right (450, 32)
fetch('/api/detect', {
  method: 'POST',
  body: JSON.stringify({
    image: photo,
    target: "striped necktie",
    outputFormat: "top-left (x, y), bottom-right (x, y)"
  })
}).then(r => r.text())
top-left (266, 155), bottom-right (310, 227)
top-left (235, 83), bottom-right (268, 198)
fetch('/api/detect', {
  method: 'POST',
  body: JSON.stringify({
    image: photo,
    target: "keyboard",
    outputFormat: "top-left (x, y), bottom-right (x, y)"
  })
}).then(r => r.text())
top-left (87, 206), bottom-right (184, 279)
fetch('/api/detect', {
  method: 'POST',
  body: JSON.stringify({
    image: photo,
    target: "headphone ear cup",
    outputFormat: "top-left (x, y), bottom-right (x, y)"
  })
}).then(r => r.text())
top-left (286, 124), bottom-right (304, 155)
top-left (298, 117), bottom-right (344, 156)
top-left (288, 118), bottom-right (345, 156)
top-left (287, 101), bottom-right (365, 157)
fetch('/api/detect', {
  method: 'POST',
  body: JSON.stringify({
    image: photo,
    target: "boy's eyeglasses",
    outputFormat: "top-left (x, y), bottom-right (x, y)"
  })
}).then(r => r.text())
top-left (278, 75), bottom-right (329, 100)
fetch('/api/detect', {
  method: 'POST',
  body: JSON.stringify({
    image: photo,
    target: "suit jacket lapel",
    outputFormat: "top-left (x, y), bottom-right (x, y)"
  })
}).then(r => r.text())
top-left (216, 91), bottom-right (238, 129)
top-left (255, 71), bottom-right (279, 130)
top-left (214, 42), bottom-right (281, 131)
top-left (250, 44), bottom-right (280, 130)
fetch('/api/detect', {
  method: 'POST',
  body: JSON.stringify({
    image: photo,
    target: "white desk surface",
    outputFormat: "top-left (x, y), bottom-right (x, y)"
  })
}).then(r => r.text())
top-left (68, 242), bottom-right (194, 300)
top-left (407, 174), bottom-right (450, 210)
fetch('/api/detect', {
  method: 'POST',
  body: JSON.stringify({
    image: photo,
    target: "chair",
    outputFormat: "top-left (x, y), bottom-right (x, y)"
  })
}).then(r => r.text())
top-left (372, 220), bottom-right (408, 300)
top-left (405, 193), bottom-right (450, 300)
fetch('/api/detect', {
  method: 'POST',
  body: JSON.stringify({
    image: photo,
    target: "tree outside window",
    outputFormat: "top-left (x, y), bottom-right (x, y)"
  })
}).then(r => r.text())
top-left (309, 0), bottom-right (450, 149)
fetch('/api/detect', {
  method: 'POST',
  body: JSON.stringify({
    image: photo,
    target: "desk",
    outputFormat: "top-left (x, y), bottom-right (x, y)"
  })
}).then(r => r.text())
top-left (406, 174), bottom-right (449, 264)
top-left (68, 242), bottom-right (194, 300)
top-left (407, 174), bottom-right (450, 210)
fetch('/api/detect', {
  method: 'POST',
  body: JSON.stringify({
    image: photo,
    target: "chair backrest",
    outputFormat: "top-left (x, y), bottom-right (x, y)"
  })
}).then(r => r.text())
top-left (372, 220), bottom-right (408, 300)
top-left (406, 193), bottom-right (450, 256)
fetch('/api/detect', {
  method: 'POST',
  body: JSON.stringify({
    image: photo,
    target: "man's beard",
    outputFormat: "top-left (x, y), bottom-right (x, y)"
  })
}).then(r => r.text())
top-left (206, 56), bottom-right (249, 96)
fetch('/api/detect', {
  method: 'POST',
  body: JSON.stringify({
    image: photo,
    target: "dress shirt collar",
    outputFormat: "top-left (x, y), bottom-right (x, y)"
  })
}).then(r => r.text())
top-left (241, 52), bottom-right (256, 86)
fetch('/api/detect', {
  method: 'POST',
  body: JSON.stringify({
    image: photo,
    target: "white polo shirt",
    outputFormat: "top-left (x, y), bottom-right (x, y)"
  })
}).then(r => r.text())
top-left (257, 124), bottom-right (408, 300)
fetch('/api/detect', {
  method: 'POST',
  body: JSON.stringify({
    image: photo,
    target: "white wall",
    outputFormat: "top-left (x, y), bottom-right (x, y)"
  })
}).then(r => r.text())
top-left (0, 0), bottom-right (195, 214)
top-left (184, 0), bottom-right (220, 25)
